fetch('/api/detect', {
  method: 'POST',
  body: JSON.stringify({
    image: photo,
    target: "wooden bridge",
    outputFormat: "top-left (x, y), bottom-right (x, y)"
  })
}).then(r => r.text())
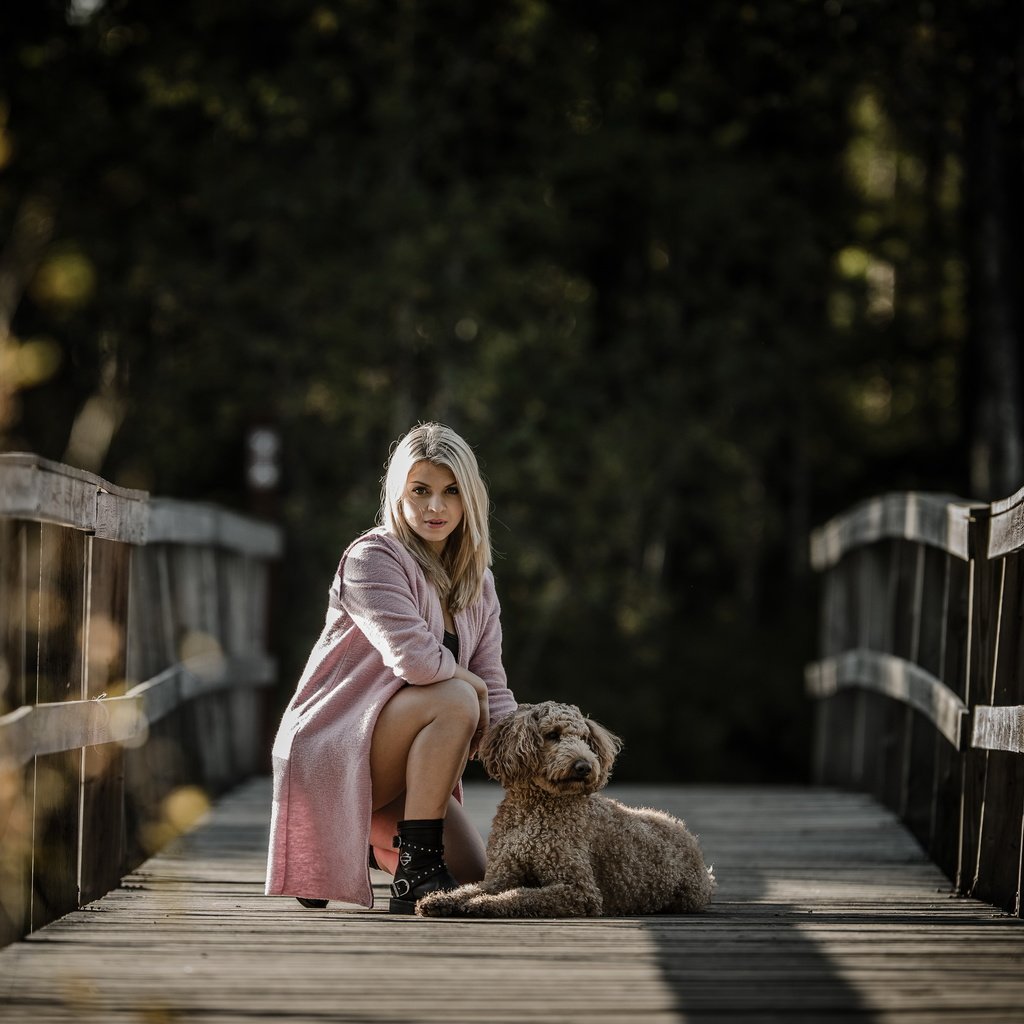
top-left (2, 456), bottom-right (1024, 1022)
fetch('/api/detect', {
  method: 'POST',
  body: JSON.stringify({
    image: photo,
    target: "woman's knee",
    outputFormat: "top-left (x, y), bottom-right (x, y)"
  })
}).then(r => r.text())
top-left (383, 678), bottom-right (479, 733)
top-left (430, 677), bottom-right (480, 730)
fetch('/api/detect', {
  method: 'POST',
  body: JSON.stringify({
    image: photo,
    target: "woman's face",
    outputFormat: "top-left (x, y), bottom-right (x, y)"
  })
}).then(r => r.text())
top-left (401, 460), bottom-right (464, 554)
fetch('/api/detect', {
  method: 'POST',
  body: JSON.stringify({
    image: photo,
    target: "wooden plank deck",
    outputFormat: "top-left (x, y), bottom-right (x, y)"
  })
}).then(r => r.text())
top-left (2, 779), bottom-right (1023, 1023)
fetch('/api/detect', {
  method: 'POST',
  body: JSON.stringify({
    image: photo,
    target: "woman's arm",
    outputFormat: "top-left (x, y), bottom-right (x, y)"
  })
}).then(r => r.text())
top-left (467, 573), bottom-right (517, 724)
top-left (340, 536), bottom-right (457, 685)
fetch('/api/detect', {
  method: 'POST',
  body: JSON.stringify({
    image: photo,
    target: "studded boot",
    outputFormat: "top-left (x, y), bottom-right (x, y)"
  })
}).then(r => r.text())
top-left (388, 818), bottom-right (458, 914)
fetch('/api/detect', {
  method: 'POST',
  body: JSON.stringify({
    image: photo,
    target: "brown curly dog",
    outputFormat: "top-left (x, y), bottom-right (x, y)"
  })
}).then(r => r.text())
top-left (417, 701), bottom-right (715, 918)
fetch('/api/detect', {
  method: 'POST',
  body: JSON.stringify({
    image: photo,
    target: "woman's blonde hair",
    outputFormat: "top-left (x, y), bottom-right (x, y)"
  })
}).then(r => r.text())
top-left (379, 422), bottom-right (491, 612)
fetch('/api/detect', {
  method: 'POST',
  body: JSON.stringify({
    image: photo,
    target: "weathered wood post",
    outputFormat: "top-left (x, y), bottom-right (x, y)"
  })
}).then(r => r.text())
top-left (966, 490), bottom-right (1024, 914)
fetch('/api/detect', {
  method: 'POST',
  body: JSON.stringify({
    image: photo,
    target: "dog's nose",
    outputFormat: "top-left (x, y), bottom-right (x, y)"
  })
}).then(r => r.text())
top-left (572, 760), bottom-right (592, 778)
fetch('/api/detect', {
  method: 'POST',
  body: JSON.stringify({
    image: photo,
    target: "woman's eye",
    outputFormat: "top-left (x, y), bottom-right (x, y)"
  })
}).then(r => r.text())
top-left (411, 487), bottom-right (427, 495)
top-left (446, 486), bottom-right (459, 495)
top-left (545, 731), bottom-right (561, 742)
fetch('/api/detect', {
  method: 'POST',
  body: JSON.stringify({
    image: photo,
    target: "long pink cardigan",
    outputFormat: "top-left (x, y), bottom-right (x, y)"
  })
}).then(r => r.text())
top-left (265, 528), bottom-right (516, 907)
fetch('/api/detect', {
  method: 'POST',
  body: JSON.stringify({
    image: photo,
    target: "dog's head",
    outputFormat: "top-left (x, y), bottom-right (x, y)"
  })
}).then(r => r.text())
top-left (481, 701), bottom-right (623, 795)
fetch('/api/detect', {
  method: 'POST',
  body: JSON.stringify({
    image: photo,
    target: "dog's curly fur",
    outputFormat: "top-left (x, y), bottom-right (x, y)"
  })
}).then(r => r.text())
top-left (417, 701), bottom-right (715, 918)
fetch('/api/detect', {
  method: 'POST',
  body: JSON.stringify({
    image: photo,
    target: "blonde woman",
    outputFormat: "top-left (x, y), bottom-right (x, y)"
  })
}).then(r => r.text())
top-left (266, 423), bottom-right (516, 914)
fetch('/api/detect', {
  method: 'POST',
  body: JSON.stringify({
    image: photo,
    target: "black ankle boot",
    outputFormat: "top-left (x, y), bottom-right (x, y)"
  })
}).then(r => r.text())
top-left (388, 818), bottom-right (458, 914)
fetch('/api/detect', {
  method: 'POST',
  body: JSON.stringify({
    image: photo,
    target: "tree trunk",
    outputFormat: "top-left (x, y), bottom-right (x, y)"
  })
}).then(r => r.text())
top-left (964, 0), bottom-right (1024, 501)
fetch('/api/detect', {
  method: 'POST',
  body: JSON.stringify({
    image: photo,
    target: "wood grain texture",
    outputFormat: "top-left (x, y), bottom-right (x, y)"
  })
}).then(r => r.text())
top-left (0, 698), bottom-right (146, 766)
top-left (0, 453), bottom-right (147, 544)
top-left (1, 779), bottom-right (1023, 1024)
top-left (0, 454), bottom-right (282, 554)
top-left (810, 492), bottom-right (977, 570)
top-left (805, 648), bottom-right (968, 749)
top-left (987, 482), bottom-right (1024, 558)
top-left (972, 704), bottom-right (1024, 753)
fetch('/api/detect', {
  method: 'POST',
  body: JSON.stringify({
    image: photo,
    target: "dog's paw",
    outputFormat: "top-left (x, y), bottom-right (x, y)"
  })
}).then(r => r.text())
top-left (415, 893), bottom-right (462, 917)
top-left (460, 893), bottom-right (515, 917)
top-left (415, 884), bottom-right (478, 917)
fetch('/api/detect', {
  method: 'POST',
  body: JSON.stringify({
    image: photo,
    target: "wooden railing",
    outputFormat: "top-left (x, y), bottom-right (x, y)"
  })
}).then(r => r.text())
top-left (0, 454), bottom-right (281, 946)
top-left (807, 488), bottom-right (1024, 916)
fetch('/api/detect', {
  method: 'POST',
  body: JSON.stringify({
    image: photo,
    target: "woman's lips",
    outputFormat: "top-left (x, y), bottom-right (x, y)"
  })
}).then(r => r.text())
top-left (426, 519), bottom-right (446, 527)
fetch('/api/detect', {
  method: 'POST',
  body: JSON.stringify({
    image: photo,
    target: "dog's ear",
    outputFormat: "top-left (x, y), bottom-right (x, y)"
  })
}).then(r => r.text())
top-left (481, 705), bottom-right (542, 786)
top-left (586, 718), bottom-right (623, 781)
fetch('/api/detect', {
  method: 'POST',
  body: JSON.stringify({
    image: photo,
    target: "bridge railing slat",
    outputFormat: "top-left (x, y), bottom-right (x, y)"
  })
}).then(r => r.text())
top-left (808, 489), bottom-right (1024, 916)
top-left (0, 454), bottom-right (280, 946)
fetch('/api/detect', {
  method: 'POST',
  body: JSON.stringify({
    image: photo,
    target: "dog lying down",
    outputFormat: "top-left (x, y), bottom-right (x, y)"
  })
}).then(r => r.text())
top-left (418, 701), bottom-right (715, 918)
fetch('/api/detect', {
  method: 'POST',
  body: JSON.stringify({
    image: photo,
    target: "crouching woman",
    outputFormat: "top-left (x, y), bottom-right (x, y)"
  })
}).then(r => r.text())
top-left (265, 423), bottom-right (516, 914)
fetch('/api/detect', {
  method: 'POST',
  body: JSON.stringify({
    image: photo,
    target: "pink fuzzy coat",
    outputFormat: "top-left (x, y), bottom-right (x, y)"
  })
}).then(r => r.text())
top-left (265, 528), bottom-right (516, 907)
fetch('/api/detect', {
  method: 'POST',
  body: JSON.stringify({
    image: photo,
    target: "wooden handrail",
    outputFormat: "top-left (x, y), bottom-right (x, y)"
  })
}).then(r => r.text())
top-left (808, 486), bottom-right (1024, 917)
top-left (0, 454), bottom-right (281, 946)
top-left (0, 453), bottom-right (282, 555)
top-left (0, 654), bottom-right (276, 766)
top-left (147, 498), bottom-right (282, 556)
top-left (0, 452), bottom-right (147, 542)
top-left (810, 491), bottom-right (979, 569)
top-left (806, 648), bottom-right (969, 749)
top-left (0, 699), bottom-right (145, 766)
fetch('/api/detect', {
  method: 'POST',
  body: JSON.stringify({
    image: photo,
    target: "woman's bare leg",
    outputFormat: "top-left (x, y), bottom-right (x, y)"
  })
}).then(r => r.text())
top-left (442, 798), bottom-right (486, 882)
top-left (370, 678), bottom-right (479, 819)
top-left (369, 679), bottom-right (485, 883)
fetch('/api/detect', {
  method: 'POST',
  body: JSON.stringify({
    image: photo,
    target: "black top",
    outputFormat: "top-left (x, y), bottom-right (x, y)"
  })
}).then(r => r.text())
top-left (442, 630), bottom-right (459, 661)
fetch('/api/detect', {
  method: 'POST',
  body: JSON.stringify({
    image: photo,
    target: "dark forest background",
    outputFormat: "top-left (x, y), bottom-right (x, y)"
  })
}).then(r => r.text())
top-left (2, 0), bottom-right (1022, 781)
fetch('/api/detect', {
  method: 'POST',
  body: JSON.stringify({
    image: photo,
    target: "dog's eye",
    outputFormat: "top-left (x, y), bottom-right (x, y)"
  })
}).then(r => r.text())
top-left (544, 730), bottom-right (561, 742)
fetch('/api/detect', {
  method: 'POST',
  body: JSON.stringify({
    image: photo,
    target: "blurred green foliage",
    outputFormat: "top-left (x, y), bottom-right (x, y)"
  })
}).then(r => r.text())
top-left (1, 0), bottom-right (1020, 780)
